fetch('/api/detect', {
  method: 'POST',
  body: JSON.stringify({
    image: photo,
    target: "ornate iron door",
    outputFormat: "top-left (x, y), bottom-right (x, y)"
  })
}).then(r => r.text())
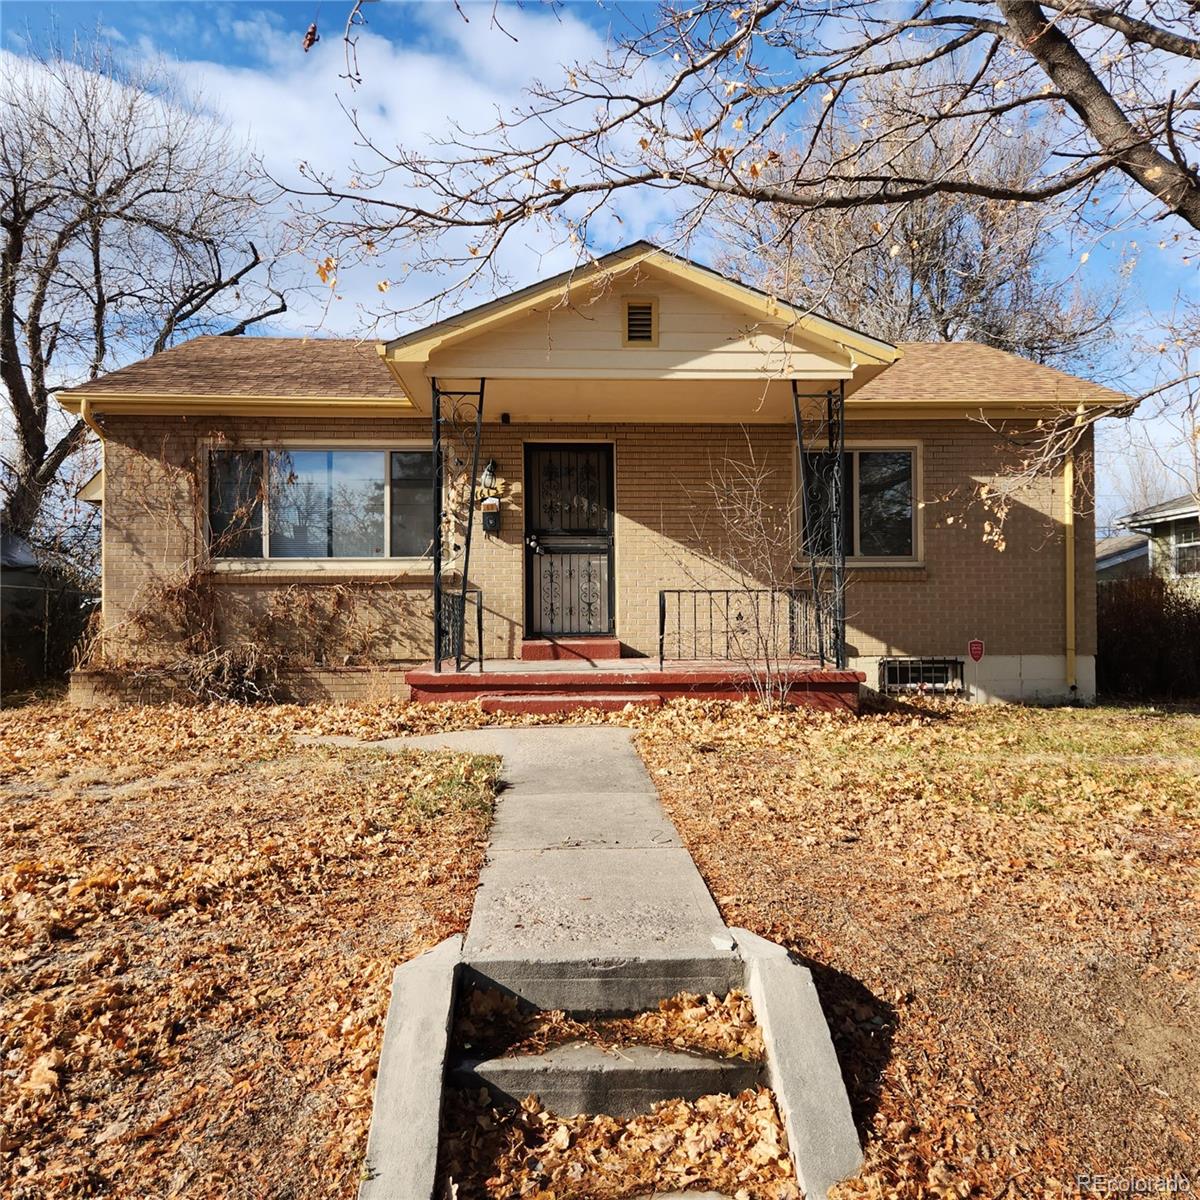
top-left (524, 444), bottom-right (614, 636)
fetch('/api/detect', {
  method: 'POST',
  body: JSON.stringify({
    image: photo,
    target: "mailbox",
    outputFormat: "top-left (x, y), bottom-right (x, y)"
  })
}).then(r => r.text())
top-left (480, 496), bottom-right (501, 534)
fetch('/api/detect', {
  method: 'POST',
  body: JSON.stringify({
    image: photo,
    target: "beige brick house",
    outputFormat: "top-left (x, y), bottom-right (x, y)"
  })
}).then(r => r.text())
top-left (62, 242), bottom-right (1125, 706)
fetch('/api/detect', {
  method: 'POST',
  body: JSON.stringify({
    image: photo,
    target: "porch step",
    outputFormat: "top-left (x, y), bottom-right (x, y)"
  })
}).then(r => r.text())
top-left (480, 691), bottom-right (662, 715)
top-left (448, 1041), bottom-right (763, 1119)
top-left (521, 636), bottom-right (622, 662)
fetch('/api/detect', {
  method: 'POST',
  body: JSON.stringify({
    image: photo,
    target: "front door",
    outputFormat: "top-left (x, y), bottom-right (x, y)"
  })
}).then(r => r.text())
top-left (524, 443), bottom-right (615, 636)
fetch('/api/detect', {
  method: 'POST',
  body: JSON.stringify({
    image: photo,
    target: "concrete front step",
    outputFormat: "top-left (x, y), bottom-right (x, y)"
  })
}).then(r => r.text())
top-left (450, 1040), bottom-right (763, 1118)
top-left (521, 636), bottom-right (623, 661)
top-left (480, 691), bottom-right (663, 715)
top-left (462, 950), bottom-right (743, 1015)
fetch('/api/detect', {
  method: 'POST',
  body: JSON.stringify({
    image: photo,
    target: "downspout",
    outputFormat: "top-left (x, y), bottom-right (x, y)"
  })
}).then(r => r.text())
top-left (1063, 405), bottom-right (1084, 697)
top-left (80, 396), bottom-right (105, 441)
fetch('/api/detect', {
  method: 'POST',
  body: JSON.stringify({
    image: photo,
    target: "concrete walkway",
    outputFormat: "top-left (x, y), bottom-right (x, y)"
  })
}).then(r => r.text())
top-left (357, 725), bottom-right (863, 1200)
top-left (382, 727), bottom-right (739, 1008)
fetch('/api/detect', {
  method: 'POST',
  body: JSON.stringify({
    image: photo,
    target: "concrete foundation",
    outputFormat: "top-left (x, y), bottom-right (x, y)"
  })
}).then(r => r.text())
top-left (855, 652), bottom-right (1097, 704)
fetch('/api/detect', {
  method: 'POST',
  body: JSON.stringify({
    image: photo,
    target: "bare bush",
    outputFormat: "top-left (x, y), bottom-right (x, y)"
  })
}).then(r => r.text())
top-left (1098, 575), bottom-right (1200, 699)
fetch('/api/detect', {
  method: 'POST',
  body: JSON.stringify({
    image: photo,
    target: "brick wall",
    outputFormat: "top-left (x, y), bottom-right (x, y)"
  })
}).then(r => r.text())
top-left (97, 414), bottom-right (436, 667)
top-left (94, 413), bottom-right (1095, 674)
top-left (467, 419), bottom-right (1095, 661)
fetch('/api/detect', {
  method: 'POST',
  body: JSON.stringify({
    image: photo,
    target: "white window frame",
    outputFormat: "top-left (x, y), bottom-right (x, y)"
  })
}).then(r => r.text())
top-left (1174, 517), bottom-right (1200, 576)
top-left (204, 439), bottom-right (436, 573)
top-left (795, 440), bottom-right (923, 567)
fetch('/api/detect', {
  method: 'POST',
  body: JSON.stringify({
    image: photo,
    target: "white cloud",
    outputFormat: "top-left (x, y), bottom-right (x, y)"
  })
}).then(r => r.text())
top-left (125, 3), bottom-right (664, 337)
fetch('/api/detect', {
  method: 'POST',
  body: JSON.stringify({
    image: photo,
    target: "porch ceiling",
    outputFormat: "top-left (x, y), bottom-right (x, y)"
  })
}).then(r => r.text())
top-left (422, 376), bottom-right (855, 424)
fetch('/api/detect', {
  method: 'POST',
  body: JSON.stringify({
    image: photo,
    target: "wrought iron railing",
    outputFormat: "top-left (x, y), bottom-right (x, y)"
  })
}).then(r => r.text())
top-left (657, 588), bottom-right (829, 668)
top-left (437, 587), bottom-right (485, 671)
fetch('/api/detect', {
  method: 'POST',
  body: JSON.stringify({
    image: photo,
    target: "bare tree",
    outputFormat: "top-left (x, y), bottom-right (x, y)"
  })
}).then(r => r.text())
top-left (1130, 303), bottom-right (1200, 508)
top-left (299, 1), bottom-right (1200, 297)
top-left (711, 89), bottom-right (1124, 372)
top-left (1102, 437), bottom-right (1180, 528)
top-left (670, 431), bottom-right (812, 707)
top-left (293, 0), bottom-right (1200, 475)
top-left (1, 40), bottom-right (288, 548)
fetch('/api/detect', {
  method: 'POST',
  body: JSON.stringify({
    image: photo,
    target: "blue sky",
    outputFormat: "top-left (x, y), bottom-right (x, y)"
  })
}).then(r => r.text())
top-left (3, 0), bottom-right (1197, 518)
top-left (2, 0), bottom-right (1190, 328)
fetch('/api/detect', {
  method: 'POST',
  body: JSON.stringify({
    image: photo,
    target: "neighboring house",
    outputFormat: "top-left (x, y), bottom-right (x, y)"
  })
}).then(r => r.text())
top-left (1096, 532), bottom-right (1150, 581)
top-left (58, 241), bottom-right (1125, 707)
top-left (1119, 494), bottom-right (1200, 578)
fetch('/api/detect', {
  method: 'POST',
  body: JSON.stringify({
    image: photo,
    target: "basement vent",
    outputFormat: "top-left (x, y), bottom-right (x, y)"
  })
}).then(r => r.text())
top-left (879, 657), bottom-right (965, 697)
top-left (624, 298), bottom-right (657, 345)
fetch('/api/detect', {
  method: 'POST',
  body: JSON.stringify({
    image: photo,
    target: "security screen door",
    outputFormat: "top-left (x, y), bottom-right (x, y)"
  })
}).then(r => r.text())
top-left (524, 444), bottom-right (615, 637)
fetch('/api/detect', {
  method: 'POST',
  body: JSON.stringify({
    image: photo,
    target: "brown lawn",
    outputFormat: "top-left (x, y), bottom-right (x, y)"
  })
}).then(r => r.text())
top-left (636, 702), bottom-right (1200, 1198)
top-left (2, 697), bottom-right (1197, 1199)
top-left (0, 701), bottom-right (498, 1200)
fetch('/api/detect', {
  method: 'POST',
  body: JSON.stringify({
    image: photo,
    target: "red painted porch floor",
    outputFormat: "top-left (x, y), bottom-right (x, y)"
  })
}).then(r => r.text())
top-left (405, 657), bottom-right (864, 713)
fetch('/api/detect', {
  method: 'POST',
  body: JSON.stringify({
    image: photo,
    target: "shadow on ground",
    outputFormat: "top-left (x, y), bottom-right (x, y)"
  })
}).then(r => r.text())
top-left (804, 959), bottom-right (897, 1139)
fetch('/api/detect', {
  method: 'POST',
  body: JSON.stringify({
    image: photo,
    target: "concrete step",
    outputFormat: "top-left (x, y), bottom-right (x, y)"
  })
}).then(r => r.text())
top-left (462, 951), bottom-right (743, 1015)
top-left (521, 637), bottom-right (623, 661)
top-left (480, 691), bottom-right (663, 715)
top-left (449, 1040), bottom-right (763, 1118)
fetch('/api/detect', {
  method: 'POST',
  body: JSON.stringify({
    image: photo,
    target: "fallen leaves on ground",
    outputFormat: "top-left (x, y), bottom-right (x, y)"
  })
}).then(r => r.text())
top-left (439, 1086), bottom-right (799, 1199)
top-left (454, 985), bottom-right (764, 1063)
top-left (635, 700), bottom-right (1200, 1197)
top-left (1, 699), bottom-right (498, 1200)
top-left (5, 695), bottom-right (1199, 1197)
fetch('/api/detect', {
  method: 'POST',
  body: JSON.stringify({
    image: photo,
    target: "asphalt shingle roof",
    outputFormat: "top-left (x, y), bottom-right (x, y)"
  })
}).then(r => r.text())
top-left (1120, 493), bottom-right (1199, 525)
top-left (60, 334), bottom-right (1130, 411)
top-left (59, 336), bottom-right (401, 400)
top-left (1096, 532), bottom-right (1148, 561)
top-left (851, 342), bottom-right (1129, 407)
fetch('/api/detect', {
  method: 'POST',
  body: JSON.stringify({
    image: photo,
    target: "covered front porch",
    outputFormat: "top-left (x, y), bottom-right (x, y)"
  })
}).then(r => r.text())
top-left (379, 242), bottom-right (898, 710)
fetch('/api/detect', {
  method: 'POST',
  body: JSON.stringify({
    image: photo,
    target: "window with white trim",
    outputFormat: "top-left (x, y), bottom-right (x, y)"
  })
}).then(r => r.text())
top-left (801, 448), bottom-right (917, 560)
top-left (1175, 517), bottom-right (1200, 576)
top-left (207, 448), bottom-right (434, 560)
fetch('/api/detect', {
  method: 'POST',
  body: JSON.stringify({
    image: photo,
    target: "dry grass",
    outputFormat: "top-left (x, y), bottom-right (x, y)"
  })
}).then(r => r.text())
top-left (635, 701), bottom-right (1200, 1198)
top-left (1, 701), bottom-right (498, 1200)
top-left (3, 696), bottom-right (1198, 1198)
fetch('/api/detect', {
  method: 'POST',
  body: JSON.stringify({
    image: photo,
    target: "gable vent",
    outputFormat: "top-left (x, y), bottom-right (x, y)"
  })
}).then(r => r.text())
top-left (624, 299), bottom-right (657, 345)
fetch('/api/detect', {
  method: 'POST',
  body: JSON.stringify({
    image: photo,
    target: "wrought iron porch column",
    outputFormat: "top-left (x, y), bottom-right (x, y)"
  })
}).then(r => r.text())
top-left (431, 378), bottom-right (444, 673)
top-left (457, 380), bottom-right (486, 670)
top-left (792, 382), bottom-right (825, 667)
top-left (790, 380), bottom-right (848, 670)
top-left (830, 381), bottom-right (847, 669)
top-left (430, 377), bottom-right (487, 672)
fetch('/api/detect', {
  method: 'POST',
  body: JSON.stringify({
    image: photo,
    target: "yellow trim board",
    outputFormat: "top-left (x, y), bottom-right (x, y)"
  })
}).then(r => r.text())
top-left (846, 399), bottom-right (1117, 419)
top-left (77, 468), bottom-right (103, 503)
top-left (384, 241), bottom-right (900, 368)
top-left (58, 393), bottom-right (416, 416)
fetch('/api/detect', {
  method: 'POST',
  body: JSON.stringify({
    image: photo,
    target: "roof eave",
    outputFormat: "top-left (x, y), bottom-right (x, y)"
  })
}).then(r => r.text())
top-left (57, 392), bottom-right (414, 416)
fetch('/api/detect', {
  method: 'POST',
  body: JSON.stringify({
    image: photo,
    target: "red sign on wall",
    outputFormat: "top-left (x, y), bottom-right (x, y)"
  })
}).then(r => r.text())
top-left (968, 639), bottom-right (985, 663)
